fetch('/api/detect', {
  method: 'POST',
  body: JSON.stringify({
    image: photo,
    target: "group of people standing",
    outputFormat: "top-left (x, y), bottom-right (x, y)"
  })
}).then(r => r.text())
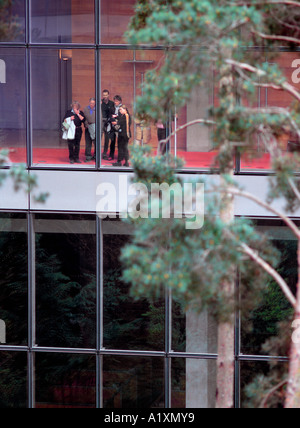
top-left (63, 90), bottom-right (131, 167)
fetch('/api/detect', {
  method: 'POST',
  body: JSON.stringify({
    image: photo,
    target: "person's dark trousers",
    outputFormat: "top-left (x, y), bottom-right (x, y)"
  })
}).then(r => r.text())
top-left (109, 132), bottom-right (116, 159)
top-left (157, 128), bottom-right (169, 155)
top-left (68, 128), bottom-right (82, 161)
top-left (85, 129), bottom-right (96, 160)
top-left (103, 131), bottom-right (116, 159)
top-left (117, 136), bottom-right (129, 163)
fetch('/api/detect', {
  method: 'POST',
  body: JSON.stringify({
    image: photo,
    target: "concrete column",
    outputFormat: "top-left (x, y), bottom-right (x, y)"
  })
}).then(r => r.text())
top-left (186, 310), bottom-right (217, 408)
top-left (186, 86), bottom-right (211, 152)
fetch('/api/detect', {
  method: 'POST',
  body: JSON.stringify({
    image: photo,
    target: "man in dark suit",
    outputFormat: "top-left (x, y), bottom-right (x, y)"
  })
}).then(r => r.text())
top-left (101, 90), bottom-right (115, 160)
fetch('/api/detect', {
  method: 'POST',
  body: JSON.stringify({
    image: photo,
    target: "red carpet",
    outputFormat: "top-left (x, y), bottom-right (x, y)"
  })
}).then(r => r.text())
top-left (241, 153), bottom-right (271, 170)
top-left (7, 147), bottom-right (272, 170)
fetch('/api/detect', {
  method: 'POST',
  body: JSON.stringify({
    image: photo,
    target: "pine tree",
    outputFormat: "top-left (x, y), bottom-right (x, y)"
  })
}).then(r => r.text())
top-left (122, 0), bottom-right (300, 408)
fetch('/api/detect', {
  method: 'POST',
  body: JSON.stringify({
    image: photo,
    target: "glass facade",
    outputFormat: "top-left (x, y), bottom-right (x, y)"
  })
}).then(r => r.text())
top-left (0, 215), bottom-right (293, 408)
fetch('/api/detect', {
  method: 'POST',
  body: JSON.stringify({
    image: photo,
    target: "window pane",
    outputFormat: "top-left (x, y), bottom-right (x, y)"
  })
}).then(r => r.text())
top-left (172, 358), bottom-right (216, 408)
top-left (241, 224), bottom-right (295, 356)
top-left (0, 0), bottom-right (25, 43)
top-left (241, 52), bottom-right (300, 172)
top-left (103, 356), bottom-right (164, 408)
top-left (103, 220), bottom-right (165, 351)
top-left (101, 0), bottom-right (135, 44)
top-left (31, 49), bottom-right (95, 167)
top-left (0, 213), bottom-right (27, 346)
top-left (35, 353), bottom-right (96, 408)
top-left (100, 50), bottom-right (134, 167)
top-left (100, 49), bottom-right (165, 168)
top-left (31, 0), bottom-right (95, 44)
top-left (0, 352), bottom-right (27, 408)
top-left (0, 48), bottom-right (26, 164)
top-left (241, 361), bottom-right (288, 408)
top-left (35, 215), bottom-right (96, 349)
top-left (178, 75), bottom-right (218, 170)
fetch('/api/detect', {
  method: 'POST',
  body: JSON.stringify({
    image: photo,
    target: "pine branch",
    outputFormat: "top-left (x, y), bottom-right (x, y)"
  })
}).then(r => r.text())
top-left (239, 241), bottom-right (296, 307)
top-left (260, 380), bottom-right (288, 409)
top-left (158, 118), bottom-right (216, 154)
top-left (269, 8), bottom-right (300, 33)
top-left (227, 59), bottom-right (300, 104)
top-left (217, 189), bottom-right (297, 307)
top-left (220, 18), bottom-right (252, 37)
top-left (230, 1), bottom-right (300, 7)
top-left (253, 30), bottom-right (300, 45)
top-left (288, 177), bottom-right (300, 203)
top-left (226, 59), bottom-right (267, 76)
top-left (218, 186), bottom-right (300, 240)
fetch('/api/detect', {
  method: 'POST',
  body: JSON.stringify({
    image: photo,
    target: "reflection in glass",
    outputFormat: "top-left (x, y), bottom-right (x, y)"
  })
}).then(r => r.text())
top-left (0, 0), bottom-right (25, 42)
top-left (241, 227), bottom-right (296, 357)
top-left (31, 0), bottom-right (95, 44)
top-left (35, 353), bottom-right (96, 408)
top-left (101, 50), bottom-right (166, 168)
top-left (0, 352), bottom-right (27, 408)
top-left (100, 50), bottom-right (134, 167)
top-left (0, 48), bottom-right (26, 164)
top-left (103, 222), bottom-right (165, 351)
top-left (241, 361), bottom-right (288, 408)
top-left (101, 0), bottom-right (135, 44)
top-left (241, 52), bottom-right (300, 172)
top-left (35, 215), bottom-right (96, 349)
top-left (172, 358), bottom-right (216, 408)
top-left (103, 356), bottom-right (164, 408)
top-left (0, 213), bottom-right (27, 346)
top-left (31, 49), bottom-right (95, 167)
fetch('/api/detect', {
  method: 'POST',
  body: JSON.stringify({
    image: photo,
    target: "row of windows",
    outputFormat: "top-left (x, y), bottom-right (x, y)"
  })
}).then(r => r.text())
top-left (0, 213), bottom-right (294, 407)
top-left (1, 2), bottom-right (300, 172)
top-left (0, 0), bottom-right (136, 45)
top-left (1, 47), bottom-right (300, 171)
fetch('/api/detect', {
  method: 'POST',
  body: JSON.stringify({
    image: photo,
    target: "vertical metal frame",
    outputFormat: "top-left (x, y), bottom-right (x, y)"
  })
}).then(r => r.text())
top-left (96, 215), bottom-right (103, 407)
top-left (234, 271), bottom-right (241, 409)
top-left (27, 212), bottom-right (35, 408)
top-left (96, 47), bottom-right (102, 170)
top-left (164, 287), bottom-right (172, 408)
top-left (95, 0), bottom-right (100, 45)
top-left (25, 0), bottom-right (31, 45)
top-left (25, 48), bottom-right (32, 168)
top-left (95, 0), bottom-right (101, 170)
top-left (26, 1), bottom-right (32, 169)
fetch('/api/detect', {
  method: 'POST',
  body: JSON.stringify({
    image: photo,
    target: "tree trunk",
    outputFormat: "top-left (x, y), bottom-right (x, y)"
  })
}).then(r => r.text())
top-left (215, 49), bottom-right (236, 408)
top-left (285, 239), bottom-right (300, 408)
top-left (216, 317), bottom-right (235, 408)
top-left (216, 174), bottom-right (235, 409)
